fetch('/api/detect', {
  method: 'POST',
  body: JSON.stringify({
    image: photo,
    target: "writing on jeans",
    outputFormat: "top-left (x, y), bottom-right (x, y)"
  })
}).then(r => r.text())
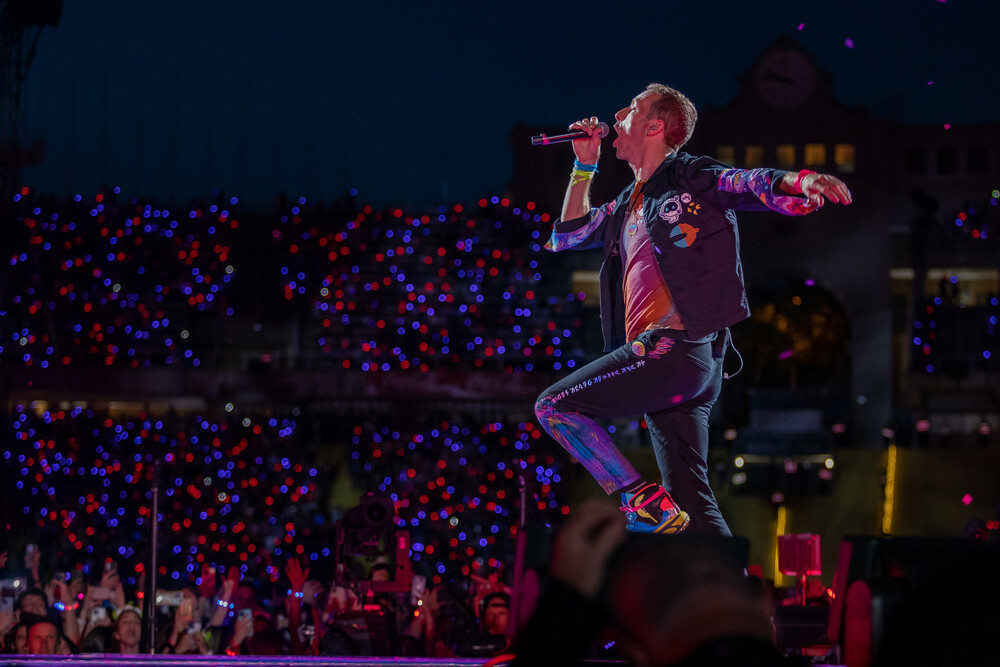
top-left (549, 360), bottom-right (646, 403)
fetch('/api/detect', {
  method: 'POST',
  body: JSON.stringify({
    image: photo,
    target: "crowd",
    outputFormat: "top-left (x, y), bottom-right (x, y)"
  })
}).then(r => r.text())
top-left (0, 546), bottom-right (514, 657)
top-left (0, 187), bottom-right (658, 659)
top-left (3, 400), bottom-right (576, 587)
top-left (1, 400), bottom-right (558, 657)
top-left (3, 188), bottom-right (590, 374)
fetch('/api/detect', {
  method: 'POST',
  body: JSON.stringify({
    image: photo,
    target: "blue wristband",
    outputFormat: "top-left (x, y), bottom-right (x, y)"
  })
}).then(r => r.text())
top-left (573, 159), bottom-right (598, 173)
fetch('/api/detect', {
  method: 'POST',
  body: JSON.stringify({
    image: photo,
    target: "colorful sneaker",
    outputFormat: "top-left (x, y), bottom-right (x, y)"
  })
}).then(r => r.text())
top-left (620, 483), bottom-right (690, 534)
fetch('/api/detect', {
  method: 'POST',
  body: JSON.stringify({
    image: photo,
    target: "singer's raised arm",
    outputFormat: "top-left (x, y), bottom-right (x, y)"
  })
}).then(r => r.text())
top-left (560, 117), bottom-right (604, 221)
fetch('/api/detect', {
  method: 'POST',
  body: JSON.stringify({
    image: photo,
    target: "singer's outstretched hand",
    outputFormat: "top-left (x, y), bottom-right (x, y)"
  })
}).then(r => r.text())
top-left (780, 171), bottom-right (853, 207)
top-left (569, 116), bottom-right (603, 165)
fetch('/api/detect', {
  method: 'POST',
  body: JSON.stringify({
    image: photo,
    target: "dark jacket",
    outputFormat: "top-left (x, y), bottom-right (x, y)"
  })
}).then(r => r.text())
top-left (546, 153), bottom-right (817, 348)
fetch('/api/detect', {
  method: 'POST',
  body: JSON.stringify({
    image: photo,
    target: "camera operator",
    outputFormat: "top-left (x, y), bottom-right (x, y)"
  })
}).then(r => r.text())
top-left (514, 498), bottom-right (794, 667)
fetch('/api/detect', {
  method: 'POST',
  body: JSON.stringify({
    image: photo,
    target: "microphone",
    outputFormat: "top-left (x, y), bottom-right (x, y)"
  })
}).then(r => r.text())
top-left (531, 122), bottom-right (609, 146)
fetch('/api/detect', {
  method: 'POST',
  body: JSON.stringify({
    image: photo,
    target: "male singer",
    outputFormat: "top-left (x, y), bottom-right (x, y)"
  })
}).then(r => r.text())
top-left (534, 84), bottom-right (851, 535)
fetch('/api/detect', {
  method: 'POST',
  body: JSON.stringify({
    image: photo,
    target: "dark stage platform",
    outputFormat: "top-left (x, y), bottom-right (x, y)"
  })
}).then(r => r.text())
top-left (3, 656), bottom-right (501, 667)
top-left (0, 655), bottom-right (835, 667)
top-left (0, 656), bottom-right (531, 667)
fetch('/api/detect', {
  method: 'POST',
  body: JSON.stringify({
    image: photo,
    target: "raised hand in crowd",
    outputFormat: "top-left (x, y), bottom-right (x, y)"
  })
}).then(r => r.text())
top-left (172, 626), bottom-right (211, 655)
top-left (99, 566), bottom-right (127, 610)
top-left (45, 576), bottom-right (68, 611)
top-left (286, 558), bottom-right (309, 595)
top-left (78, 585), bottom-right (106, 641)
top-left (67, 569), bottom-right (87, 610)
top-left (163, 595), bottom-right (196, 653)
top-left (207, 570), bottom-right (237, 627)
top-left (224, 612), bottom-right (254, 656)
top-left (0, 608), bottom-right (14, 643)
top-left (45, 575), bottom-right (84, 646)
top-left (24, 546), bottom-right (41, 589)
top-left (198, 563), bottom-right (218, 600)
top-left (303, 579), bottom-right (325, 606)
top-left (283, 558), bottom-right (313, 655)
top-left (76, 567), bottom-right (124, 640)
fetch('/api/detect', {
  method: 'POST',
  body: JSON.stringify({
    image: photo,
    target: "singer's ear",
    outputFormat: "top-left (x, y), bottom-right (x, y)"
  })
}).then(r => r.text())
top-left (646, 119), bottom-right (664, 136)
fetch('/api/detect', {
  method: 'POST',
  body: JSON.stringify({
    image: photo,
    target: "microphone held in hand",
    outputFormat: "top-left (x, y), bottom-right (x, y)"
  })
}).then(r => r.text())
top-left (531, 122), bottom-right (609, 146)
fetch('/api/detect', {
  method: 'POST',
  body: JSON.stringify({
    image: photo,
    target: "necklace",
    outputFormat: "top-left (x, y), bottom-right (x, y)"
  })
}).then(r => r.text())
top-left (626, 179), bottom-right (646, 237)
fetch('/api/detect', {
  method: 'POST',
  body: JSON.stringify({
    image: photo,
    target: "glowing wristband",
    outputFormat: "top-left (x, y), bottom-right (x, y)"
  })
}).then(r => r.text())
top-left (573, 159), bottom-right (598, 173)
top-left (794, 169), bottom-right (816, 193)
top-left (287, 589), bottom-right (305, 598)
top-left (215, 598), bottom-right (231, 608)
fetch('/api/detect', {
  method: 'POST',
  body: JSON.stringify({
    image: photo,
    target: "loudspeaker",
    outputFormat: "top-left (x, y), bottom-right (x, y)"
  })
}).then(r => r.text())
top-left (828, 536), bottom-right (1000, 667)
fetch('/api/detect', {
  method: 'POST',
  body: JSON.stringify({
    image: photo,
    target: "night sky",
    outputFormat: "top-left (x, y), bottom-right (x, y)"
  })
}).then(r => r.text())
top-left (19, 0), bottom-right (1000, 209)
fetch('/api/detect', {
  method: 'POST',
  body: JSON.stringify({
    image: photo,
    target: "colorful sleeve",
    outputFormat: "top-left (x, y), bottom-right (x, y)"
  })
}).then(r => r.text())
top-left (544, 199), bottom-right (617, 251)
top-left (717, 167), bottom-right (819, 216)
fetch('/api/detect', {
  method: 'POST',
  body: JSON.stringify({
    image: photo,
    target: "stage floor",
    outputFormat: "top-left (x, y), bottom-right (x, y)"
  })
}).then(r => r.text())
top-left (0, 656), bottom-right (525, 667)
top-left (4, 657), bottom-right (495, 667)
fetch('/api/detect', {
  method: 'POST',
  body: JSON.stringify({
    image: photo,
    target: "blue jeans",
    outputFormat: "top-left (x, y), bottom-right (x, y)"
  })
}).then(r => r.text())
top-left (535, 328), bottom-right (731, 535)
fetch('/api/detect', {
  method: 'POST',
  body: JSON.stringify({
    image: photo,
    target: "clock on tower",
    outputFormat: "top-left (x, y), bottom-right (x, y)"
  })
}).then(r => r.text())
top-left (754, 49), bottom-right (816, 110)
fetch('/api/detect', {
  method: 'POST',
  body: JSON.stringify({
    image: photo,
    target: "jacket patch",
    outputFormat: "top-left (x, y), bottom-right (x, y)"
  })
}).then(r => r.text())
top-left (631, 341), bottom-right (646, 357)
top-left (671, 223), bottom-right (700, 248)
top-left (658, 195), bottom-right (683, 224)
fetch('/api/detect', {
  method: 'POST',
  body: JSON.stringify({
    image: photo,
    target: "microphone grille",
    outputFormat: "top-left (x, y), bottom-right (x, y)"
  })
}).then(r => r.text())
top-left (598, 122), bottom-right (610, 138)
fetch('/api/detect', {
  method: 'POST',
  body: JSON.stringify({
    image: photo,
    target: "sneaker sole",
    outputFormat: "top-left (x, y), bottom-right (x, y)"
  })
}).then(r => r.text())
top-left (653, 511), bottom-right (690, 534)
top-left (625, 510), bottom-right (691, 534)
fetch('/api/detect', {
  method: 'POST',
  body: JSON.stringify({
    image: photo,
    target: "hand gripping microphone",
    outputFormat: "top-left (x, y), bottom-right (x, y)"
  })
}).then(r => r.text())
top-left (531, 122), bottom-right (609, 146)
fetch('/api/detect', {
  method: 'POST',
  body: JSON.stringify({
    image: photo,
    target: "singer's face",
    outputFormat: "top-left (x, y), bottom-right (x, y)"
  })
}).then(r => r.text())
top-left (613, 93), bottom-right (654, 162)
